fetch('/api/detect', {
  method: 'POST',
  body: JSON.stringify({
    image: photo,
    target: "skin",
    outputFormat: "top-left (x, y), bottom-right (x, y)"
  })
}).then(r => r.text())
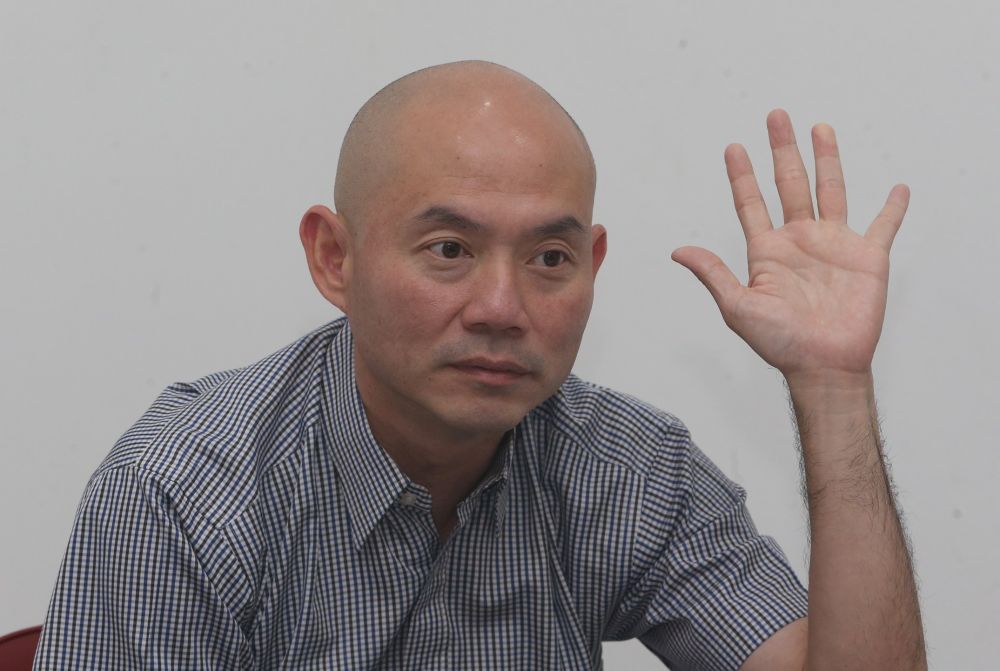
top-left (301, 62), bottom-right (926, 669)
top-left (674, 111), bottom-right (927, 669)
top-left (300, 62), bottom-right (605, 541)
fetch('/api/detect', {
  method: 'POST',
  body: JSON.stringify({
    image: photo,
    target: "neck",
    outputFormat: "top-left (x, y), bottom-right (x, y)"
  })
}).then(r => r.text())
top-left (364, 400), bottom-right (505, 536)
top-left (365, 398), bottom-right (504, 486)
top-left (353, 351), bottom-right (507, 525)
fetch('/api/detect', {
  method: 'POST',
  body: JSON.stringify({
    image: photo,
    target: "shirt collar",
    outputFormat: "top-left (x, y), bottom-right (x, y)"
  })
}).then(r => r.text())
top-left (321, 319), bottom-right (512, 551)
top-left (321, 320), bottom-right (407, 552)
top-left (467, 427), bottom-right (513, 539)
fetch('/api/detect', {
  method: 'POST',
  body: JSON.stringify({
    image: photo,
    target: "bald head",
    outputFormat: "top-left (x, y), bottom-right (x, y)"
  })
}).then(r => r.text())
top-left (333, 60), bottom-right (596, 230)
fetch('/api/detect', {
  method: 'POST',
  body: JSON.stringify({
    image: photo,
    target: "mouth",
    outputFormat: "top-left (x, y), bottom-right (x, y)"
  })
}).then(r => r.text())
top-left (450, 357), bottom-right (531, 385)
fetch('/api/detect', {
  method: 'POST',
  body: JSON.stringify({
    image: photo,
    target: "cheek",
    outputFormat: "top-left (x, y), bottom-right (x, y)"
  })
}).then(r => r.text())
top-left (352, 259), bottom-right (458, 340)
top-left (530, 284), bottom-right (594, 350)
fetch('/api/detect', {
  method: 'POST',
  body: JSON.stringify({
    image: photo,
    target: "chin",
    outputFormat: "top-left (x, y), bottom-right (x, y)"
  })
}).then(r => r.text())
top-left (435, 400), bottom-right (531, 436)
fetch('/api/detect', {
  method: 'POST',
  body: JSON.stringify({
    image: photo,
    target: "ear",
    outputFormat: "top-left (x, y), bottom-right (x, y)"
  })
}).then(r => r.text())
top-left (590, 223), bottom-right (608, 279)
top-left (299, 205), bottom-right (353, 312)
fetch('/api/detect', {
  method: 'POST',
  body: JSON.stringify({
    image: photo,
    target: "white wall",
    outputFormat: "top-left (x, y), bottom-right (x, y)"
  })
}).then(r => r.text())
top-left (2, 1), bottom-right (997, 667)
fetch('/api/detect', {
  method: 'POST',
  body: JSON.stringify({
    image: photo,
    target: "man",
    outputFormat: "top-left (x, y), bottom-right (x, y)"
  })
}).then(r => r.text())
top-left (34, 60), bottom-right (926, 669)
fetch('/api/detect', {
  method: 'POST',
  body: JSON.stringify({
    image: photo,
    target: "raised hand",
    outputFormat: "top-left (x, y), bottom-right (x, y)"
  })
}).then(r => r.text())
top-left (671, 109), bottom-right (909, 383)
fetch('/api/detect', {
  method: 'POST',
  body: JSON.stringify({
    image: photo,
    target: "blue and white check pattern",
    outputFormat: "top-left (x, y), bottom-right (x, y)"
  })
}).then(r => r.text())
top-left (35, 317), bottom-right (808, 670)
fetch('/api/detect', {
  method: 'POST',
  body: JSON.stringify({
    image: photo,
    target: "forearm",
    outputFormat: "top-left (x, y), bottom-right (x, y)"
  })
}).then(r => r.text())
top-left (786, 369), bottom-right (926, 671)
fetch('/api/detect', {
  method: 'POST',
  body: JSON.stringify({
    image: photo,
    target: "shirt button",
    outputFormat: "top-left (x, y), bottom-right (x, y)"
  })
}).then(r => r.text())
top-left (399, 492), bottom-right (418, 506)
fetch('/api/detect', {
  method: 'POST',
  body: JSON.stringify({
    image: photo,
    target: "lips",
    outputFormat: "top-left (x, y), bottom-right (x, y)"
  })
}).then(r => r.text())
top-left (450, 357), bottom-right (530, 384)
top-left (452, 357), bottom-right (530, 374)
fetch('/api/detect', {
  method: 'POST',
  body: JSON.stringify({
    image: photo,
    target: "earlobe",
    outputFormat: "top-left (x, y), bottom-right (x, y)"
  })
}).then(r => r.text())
top-left (299, 205), bottom-right (351, 312)
top-left (590, 224), bottom-right (608, 278)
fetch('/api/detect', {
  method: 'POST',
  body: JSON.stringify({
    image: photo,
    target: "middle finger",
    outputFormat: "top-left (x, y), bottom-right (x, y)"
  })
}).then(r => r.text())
top-left (767, 108), bottom-right (816, 224)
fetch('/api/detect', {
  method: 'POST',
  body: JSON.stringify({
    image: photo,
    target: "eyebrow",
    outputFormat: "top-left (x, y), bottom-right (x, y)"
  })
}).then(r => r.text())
top-left (415, 205), bottom-right (586, 238)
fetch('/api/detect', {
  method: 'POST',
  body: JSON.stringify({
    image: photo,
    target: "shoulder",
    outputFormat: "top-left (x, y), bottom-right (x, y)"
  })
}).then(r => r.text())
top-left (91, 317), bottom-right (349, 525)
top-left (527, 374), bottom-right (694, 477)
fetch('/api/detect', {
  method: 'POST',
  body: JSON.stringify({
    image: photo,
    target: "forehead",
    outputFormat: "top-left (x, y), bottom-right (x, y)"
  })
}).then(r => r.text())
top-left (370, 92), bottom-right (594, 228)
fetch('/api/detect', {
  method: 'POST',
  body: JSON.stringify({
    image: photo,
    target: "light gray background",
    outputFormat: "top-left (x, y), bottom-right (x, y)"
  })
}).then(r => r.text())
top-left (2, 1), bottom-right (997, 668)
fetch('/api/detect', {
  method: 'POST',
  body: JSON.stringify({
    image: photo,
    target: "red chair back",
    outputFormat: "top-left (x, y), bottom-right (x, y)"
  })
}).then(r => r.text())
top-left (0, 626), bottom-right (42, 670)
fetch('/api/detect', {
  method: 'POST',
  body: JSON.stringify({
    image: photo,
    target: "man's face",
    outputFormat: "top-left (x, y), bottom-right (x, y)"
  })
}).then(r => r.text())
top-left (343, 95), bottom-right (605, 440)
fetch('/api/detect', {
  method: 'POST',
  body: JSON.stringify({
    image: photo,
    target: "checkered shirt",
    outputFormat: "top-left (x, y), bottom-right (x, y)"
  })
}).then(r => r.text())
top-left (34, 317), bottom-right (808, 670)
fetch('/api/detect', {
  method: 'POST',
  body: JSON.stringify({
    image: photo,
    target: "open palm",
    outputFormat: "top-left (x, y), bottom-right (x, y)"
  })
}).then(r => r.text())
top-left (672, 109), bottom-right (909, 379)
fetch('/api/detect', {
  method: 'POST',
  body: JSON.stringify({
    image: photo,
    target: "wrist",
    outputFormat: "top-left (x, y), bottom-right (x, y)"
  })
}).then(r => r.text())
top-left (784, 368), bottom-right (876, 419)
top-left (783, 367), bottom-right (873, 391)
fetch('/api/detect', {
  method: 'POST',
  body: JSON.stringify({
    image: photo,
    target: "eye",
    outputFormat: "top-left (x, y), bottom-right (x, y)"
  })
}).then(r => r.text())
top-left (530, 249), bottom-right (569, 267)
top-left (428, 240), bottom-right (469, 259)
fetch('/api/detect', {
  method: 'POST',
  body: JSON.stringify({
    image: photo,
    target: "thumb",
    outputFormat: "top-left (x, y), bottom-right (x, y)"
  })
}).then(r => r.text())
top-left (670, 246), bottom-right (743, 316)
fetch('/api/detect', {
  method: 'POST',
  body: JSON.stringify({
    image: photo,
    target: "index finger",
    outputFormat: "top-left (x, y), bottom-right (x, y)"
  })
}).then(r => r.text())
top-left (725, 143), bottom-right (773, 244)
top-left (812, 123), bottom-right (848, 223)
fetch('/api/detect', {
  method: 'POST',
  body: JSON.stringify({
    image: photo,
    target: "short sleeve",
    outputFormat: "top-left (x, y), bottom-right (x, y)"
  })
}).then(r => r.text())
top-left (33, 467), bottom-right (253, 669)
top-left (604, 433), bottom-right (808, 671)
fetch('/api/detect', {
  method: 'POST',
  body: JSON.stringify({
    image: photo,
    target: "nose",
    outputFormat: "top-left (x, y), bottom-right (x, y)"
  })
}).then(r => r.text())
top-left (460, 258), bottom-right (529, 336)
